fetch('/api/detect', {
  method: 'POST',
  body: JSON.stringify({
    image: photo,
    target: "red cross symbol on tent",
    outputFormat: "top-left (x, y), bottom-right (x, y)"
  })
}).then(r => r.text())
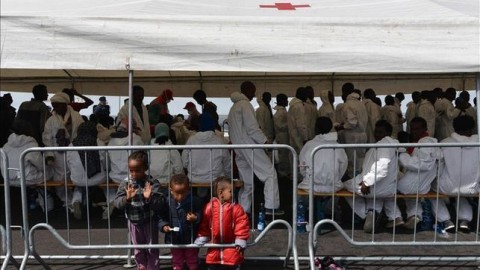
top-left (259, 3), bottom-right (311, 10)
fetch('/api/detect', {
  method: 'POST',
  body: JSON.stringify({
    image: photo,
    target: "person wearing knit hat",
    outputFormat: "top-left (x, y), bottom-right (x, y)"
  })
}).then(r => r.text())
top-left (149, 123), bottom-right (183, 184)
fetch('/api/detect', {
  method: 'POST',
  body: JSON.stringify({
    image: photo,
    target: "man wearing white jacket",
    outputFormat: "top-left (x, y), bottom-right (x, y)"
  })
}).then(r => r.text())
top-left (337, 91), bottom-right (368, 178)
top-left (228, 81), bottom-right (283, 215)
top-left (416, 91), bottom-right (436, 137)
top-left (363, 89), bottom-right (381, 143)
top-left (288, 87), bottom-right (309, 154)
top-left (43, 92), bottom-right (84, 203)
top-left (182, 113), bottom-right (231, 184)
top-left (433, 115), bottom-right (480, 233)
top-left (318, 90), bottom-right (335, 125)
top-left (344, 120), bottom-right (403, 233)
top-left (434, 88), bottom-right (461, 142)
top-left (381, 95), bottom-right (405, 139)
top-left (298, 117), bottom-right (347, 193)
top-left (273, 94), bottom-right (291, 178)
top-left (397, 117), bottom-right (440, 229)
top-left (256, 92), bottom-right (275, 143)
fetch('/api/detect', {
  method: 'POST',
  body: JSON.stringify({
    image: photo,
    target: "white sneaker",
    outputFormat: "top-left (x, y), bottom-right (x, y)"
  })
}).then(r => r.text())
top-left (72, 201), bottom-right (82, 220)
top-left (36, 191), bottom-right (54, 213)
top-left (102, 201), bottom-right (115, 220)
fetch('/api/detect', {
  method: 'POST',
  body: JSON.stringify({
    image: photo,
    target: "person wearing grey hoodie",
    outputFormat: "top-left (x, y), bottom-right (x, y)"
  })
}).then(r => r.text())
top-left (227, 81), bottom-right (283, 215)
top-left (273, 94), bottom-right (291, 178)
top-left (182, 113), bottom-right (231, 185)
top-left (318, 90), bottom-right (335, 126)
top-left (288, 87), bottom-right (309, 154)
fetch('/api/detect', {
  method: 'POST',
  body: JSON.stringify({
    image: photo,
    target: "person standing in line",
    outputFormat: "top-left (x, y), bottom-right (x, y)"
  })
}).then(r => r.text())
top-left (184, 102), bottom-right (201, 132)
top-left (149, 89), bottom-right (174, 126)
top-left (273, 94), bottom-right (291, 178)
top-left (227, 81), bottom-right (283, 215)
top-left (195, 177), bottom-right (250, 270)
top-left (362, 88), bottom-right (381, 143)
top-left (434, 88), bottom-right (461, 141)
top-left (318, 90), bottom-right (335, 127)
top-left (304, 86), bottom-right (318, 140)
top-left (336, 86), bottom-right (368, 178)
top-left (405, 91), bottom-right (421, 133)
top-left (16, 84), bottom-right (52, 146)
top-left (193, 89), bottom-right (219, 129)
top-left (256, 91), bottom-right (275, 143)
top-left (416, 90), bottom-right (436, 137)
top-left (114, 151), bottom-right (164, 270)
top-left (381, 95), bottom-right (405, 139)
top-left (117, 85), bottom-right (151, 144)
top-left (288, 87), bottom-right (309, 154)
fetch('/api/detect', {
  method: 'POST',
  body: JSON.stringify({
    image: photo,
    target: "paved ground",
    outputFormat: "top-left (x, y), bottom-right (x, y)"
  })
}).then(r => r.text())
top-left (2, 182), bottom-right (480, 269)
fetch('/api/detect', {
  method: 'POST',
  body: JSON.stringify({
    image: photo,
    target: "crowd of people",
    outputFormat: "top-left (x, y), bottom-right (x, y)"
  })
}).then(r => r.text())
top-left (0, 81), bottom-right (479, 269)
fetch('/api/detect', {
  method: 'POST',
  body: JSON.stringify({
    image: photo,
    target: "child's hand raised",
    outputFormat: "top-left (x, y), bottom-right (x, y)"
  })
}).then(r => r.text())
top-left (186, 212), bottom-right (197, 222)
top-left (125, 184), bottom-right (137, 201)
top-left (143, 182), bottom-right (152, 200)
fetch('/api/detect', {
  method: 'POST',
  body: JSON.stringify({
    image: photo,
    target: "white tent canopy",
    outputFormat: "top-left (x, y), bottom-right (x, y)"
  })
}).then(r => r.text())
top-left (1, 0), bottom-right (479, 97)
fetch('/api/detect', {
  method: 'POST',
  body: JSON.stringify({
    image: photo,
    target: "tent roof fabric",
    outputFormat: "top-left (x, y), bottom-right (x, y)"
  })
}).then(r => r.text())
top-left (1, 0), bottom-right (479, 74)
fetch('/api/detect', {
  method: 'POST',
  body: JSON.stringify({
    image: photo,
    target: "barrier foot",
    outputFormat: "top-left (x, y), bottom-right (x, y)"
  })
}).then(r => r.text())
top-left (1, 255), bottom-right (20, 270)
top-left (123, 248), bottom-right (136, 268)
top-left (31, 250), bottom-right (51, 270)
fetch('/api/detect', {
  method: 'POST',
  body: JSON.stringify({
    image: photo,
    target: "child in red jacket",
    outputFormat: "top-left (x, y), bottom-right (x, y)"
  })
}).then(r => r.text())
top-left (194, 177), bottom-right (250, 270)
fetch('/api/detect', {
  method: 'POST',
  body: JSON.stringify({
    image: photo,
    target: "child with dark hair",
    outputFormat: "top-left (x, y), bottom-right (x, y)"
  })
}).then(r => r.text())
top-left (114, 151), bottom-right (164, 270)
top-left (159, 174), bottom-right (203, 270)
top-left (195, 177), bottom-right (250, 270)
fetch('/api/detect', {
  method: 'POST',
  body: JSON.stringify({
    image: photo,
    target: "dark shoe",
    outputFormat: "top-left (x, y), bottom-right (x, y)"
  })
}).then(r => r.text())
top-left (404, 215), bottom-right (421, 230)
top-left (442, 220), bottom-right (455, 233)
top-left (265, 208), bottom-right (285, 215)
top-left (458, 220), bottom-right (470, 233)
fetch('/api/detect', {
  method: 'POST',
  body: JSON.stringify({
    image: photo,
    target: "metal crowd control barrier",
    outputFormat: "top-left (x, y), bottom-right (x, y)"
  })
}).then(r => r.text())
top-left (306, 142), bottom-right (480, 270)
top-left (18, 144), bottom-right (298, 270)
top-left (1, 149), bottom-right (20, 270)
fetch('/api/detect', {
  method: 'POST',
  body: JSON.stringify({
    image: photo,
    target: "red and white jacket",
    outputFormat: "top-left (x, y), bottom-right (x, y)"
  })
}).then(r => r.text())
top-left (195, 197), bottom-right (250, 266)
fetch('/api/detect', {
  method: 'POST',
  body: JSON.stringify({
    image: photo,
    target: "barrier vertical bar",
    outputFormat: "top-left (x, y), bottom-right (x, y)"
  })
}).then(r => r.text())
top-left (1, 149), bottom-right (19, 270)
top-left (124, 68), bottom-right (136, 268)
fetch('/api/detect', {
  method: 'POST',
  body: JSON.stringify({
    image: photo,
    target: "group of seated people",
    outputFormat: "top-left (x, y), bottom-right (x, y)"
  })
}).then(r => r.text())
top-left (297, 114), bottom-right (479, 233)
top-left (0, 93), bottom-right (231, 220)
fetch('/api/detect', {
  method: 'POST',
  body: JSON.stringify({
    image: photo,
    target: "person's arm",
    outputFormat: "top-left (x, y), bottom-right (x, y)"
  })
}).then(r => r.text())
top-left (148, 179), bottom-right (165, 212)
top-left (233, 205), bottom-right (250, 249)
top-left (362, 148), bottom-right (394, 186)
top-left (113, 181), bottom-right (128, 209)
top-left (71, 89), bottom-right (94, 108)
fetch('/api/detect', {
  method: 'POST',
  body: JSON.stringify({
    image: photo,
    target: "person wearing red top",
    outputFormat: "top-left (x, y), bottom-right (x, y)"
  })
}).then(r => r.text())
top-left (195, 177), bottom-right (250, 269)
top-left (148, 89), bottom-right (173, 126)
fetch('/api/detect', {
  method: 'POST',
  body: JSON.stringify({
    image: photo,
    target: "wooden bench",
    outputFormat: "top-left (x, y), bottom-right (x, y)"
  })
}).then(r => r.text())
top-left (26, 179), bottom-right (244, 189)
top-left (297, 188), bottom-right (450, 199)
